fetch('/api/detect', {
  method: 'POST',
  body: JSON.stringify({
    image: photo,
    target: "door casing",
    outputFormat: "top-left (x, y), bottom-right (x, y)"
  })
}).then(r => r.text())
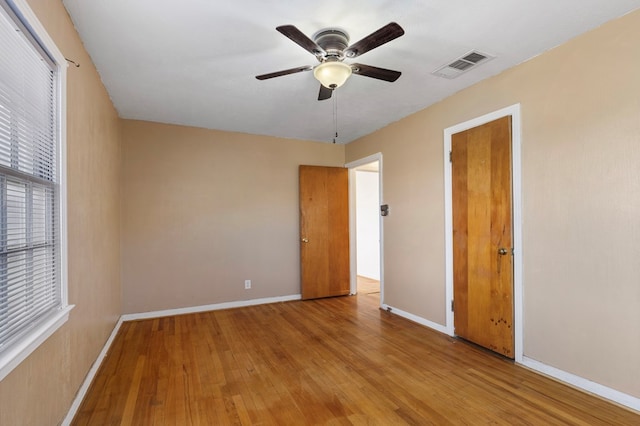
top-left (444, 104), bottom-right (523, 362)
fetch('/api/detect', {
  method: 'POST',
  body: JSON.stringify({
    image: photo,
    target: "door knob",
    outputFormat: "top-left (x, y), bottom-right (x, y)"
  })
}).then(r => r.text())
top-left (301, 238), bottom-right (309, 243)
top-left (498, 247), bottom-right (509, 255)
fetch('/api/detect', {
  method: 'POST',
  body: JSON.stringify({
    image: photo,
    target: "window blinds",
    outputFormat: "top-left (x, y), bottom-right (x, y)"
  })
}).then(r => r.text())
top-left (0, 2), bottom-right (60, 353)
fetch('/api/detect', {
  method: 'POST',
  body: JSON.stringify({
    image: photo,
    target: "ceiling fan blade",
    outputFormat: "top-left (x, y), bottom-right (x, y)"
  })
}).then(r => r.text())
top-left (344, 22), bottom-right (404, 58)
top-left (351, 63), bottom-right (401, 82)
top-left (318, 84), bottom-right (333, 101)
top-left (276, 25), bottom-right (326, 57)
top-left (255, 65), bottom-right (313, 80)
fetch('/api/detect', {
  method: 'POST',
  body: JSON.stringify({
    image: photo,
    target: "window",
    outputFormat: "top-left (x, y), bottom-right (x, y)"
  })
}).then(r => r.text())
top-left (0, 0), bottom-right (70, 381)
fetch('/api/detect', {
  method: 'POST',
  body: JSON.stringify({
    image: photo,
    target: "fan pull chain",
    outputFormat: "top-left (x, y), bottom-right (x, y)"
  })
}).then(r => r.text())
top-left (332, 90), bottom-right (338, 144)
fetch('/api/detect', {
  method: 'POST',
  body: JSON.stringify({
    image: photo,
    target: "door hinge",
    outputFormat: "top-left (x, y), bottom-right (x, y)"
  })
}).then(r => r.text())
top-left (449, 151), bottom-right (452, 162)
top-left (451, 299), bottom-right (454, 312)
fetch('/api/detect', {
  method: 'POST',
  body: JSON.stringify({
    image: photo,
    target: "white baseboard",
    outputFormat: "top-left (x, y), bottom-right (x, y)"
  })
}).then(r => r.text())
top-left (61, 316), bottom-right (124, 426)
top-left (521, 356), bottom-right (640, 412)
top-left (121, 294), bottom-right (302, 321)
top-left (381, 303), bottom-right (449, 335)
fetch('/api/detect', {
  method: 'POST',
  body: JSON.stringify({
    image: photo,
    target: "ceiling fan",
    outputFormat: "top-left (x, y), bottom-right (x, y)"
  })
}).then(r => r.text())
top-left (256, 22), bottom-right (405, 100)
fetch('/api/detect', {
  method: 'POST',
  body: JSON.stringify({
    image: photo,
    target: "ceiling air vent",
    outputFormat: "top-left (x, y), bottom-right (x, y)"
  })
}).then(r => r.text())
top-left (432, 50), bottom-right (494, 79)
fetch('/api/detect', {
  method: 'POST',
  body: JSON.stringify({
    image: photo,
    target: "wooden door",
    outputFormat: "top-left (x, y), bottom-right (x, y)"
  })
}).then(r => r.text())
top-left (452, 116), bottom-right (514, 358)
top-left (299, 165), bottom-right (350, 299)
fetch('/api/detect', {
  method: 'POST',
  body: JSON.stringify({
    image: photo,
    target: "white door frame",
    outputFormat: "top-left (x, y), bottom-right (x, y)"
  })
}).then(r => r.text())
top-left (443, 104), bottom-right (523, 362)
top-left (346, 153), bottom-right (384, 307)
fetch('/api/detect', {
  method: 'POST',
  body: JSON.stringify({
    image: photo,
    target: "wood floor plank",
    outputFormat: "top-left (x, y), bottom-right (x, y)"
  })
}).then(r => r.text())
top-left (72, 294), bottom-right (640, 425)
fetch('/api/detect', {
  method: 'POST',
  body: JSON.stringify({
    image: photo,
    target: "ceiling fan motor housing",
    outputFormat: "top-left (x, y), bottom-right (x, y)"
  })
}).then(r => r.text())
top-left (313, 28), bottom-right (350, 60)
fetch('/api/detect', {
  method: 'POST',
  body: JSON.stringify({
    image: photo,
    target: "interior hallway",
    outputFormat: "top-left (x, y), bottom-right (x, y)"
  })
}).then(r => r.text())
top-left (356, 275), bottom-right (380, 295)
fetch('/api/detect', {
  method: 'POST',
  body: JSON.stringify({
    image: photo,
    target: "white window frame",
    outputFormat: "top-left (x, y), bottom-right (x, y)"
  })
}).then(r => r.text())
top-left (0, 0), bottom-right (71, 382)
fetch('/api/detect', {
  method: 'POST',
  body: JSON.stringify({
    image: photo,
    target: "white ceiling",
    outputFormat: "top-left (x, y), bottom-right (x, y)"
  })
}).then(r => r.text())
top-left (62, 0), bottom-right (640, 144)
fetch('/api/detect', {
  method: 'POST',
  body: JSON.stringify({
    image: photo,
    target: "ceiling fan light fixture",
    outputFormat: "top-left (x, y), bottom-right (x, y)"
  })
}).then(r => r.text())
top-left (313, 61), bottom-right (352, 89)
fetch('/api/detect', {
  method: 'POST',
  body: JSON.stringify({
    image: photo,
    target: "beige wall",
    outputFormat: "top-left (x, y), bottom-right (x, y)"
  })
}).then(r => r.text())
top-left (346, 10), bottom-right (640, 398)
top-left (121, 121), bottom-right (345, 314)
top-left (0, 1), bottom-right (122, 425)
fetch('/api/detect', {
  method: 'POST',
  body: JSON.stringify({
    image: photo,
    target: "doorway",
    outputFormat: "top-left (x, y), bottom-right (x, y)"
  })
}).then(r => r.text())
top-left (355, 163), bottom-right (380, 296)
top-left (444, 104), bottom-right (523, 362)
top-left (346, 153), bottom-right (384, 307)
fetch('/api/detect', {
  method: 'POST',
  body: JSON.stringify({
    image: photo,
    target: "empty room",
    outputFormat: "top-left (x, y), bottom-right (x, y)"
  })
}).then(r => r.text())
top-left (0, 0), bottom-right (639, 424)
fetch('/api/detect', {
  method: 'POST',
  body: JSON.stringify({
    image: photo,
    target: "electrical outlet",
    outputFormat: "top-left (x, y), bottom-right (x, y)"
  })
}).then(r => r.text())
top-left (244, 279), bottom-right (251, 289)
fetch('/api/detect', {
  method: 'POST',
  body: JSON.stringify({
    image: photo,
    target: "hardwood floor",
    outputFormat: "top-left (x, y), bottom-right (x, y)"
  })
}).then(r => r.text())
top-left (72, 295), bottom-right (639, 425)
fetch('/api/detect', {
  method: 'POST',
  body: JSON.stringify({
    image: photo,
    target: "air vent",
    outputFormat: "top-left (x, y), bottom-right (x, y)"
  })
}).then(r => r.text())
top-left (432, 50), bottom-right (494, 79)
top-left (448, 59), bottom-right (475, 71)
top-left (462, 52), bottom-right (487, 63)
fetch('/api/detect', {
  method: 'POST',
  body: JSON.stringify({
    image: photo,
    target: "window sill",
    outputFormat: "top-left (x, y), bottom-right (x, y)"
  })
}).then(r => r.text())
top-left (0, 304), bottom-right (75, 382)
